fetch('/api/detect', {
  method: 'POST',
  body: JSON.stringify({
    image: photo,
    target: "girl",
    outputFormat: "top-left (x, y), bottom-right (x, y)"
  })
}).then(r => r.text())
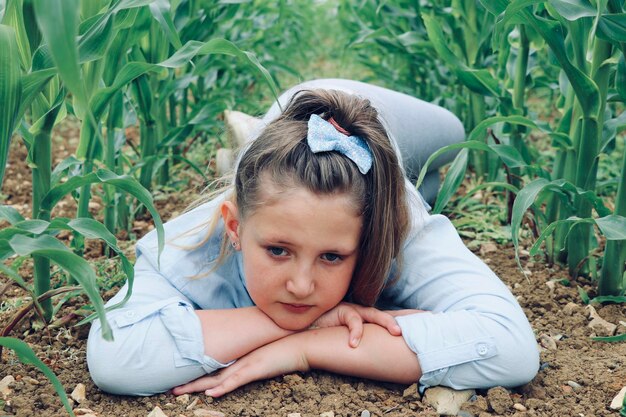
top-left (87, 80), bottom-right (539, 397)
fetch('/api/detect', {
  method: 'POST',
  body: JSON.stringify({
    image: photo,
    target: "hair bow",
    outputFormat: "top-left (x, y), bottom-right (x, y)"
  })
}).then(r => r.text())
top-left (306, 114), bottom-right (373, 174)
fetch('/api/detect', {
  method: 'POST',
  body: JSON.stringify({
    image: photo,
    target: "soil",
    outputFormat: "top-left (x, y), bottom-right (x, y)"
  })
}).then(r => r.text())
top-left (1, 132), bottom-right (626, 417)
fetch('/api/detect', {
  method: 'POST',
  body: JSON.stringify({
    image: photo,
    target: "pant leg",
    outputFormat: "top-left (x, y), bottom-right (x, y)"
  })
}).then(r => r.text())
top-left (262, 79), bottom-right (465, 204)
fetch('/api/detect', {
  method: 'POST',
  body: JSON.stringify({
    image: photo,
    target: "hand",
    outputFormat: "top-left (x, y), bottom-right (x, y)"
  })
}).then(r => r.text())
top-left (172, 337), bottom-right (309, 397)
top-left (310, 302), bottom-right (402, 348)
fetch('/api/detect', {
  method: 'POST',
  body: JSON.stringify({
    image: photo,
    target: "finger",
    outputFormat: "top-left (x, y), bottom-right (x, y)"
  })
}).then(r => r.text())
top-left (172, 374), bottom-right (221, 395)
top-left (358, 307), bottom-right (402, 336)
top-left (340, 308), bottom-right (364, 347)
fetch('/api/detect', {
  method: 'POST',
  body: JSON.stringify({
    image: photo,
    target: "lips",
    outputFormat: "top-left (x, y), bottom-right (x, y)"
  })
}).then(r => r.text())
top-left (281, 303), bottom-right (313, 313)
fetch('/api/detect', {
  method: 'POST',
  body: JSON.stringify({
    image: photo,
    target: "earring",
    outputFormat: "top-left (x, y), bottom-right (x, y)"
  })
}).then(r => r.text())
top-left (231, 240), bottom-right (240, 250)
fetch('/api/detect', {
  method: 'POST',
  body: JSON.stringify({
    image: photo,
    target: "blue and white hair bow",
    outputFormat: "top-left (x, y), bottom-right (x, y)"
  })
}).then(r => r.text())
top-left (306, 114), bottom-right (373, 175)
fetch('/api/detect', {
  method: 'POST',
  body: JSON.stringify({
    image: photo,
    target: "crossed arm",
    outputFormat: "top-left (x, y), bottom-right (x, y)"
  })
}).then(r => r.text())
top-left (172, 304), bottom-right (423, 397)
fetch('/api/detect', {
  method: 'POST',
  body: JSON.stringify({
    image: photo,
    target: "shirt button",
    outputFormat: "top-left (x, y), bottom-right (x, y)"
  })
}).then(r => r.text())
top-left (477, 343), bottom-right (489, 356)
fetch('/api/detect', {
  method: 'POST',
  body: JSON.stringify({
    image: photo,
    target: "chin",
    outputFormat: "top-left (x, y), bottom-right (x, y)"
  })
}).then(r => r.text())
top-left (273, 317), bottom-right (315, 331)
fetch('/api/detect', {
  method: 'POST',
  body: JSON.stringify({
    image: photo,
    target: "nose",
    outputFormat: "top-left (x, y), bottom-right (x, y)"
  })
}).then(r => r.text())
top-left (286, 263), bottom-right (315, 299)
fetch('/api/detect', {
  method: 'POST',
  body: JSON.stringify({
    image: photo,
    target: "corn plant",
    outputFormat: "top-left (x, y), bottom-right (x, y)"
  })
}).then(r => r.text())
top-left (415, 0), bottom-right (626, 300)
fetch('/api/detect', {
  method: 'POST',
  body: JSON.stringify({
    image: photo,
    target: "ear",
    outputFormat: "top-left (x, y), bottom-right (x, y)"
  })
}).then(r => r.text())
top-left (220, 200), bottom-right (240, 241)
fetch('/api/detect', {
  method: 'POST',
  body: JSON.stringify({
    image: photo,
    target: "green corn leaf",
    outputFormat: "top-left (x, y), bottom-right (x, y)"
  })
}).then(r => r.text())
top-left (590, 295), bottom-right (626, 303)
top-left (617, 55), bottom-right (626, 101)
top-left (0, 25), bottom-right (22, 188)
top-left (0, 205), bottom-right (26, 224)
top-left (50, 155), bottom-right (82, 186)
top-left (433, 148), bottom-right (469, 214)
top-left (523, 11), bottom-right (601, 117)
top-left (549, 0), bottom-right (596, 21)
top-left (1, 0), bottom-right (32, 69)
top-left (0, 337), bottom-right (76, 417)
top-left (597, 13), bottom-right (626, 43)
top-left (16, 68), bottom-right (57, 127)
top-left (422, 13), bottom-right (501, 97)
top-left (467, 115), bottom-right (540, 141)
top-left (32, 0), bottom-right (88, 114)
top-left (595, 214), bottom-right (626, 239)
top-left (41, 169), bottom-right (164, 265)
top-left (578, 286), bottom-right (591, 303)
top-left (500, 0), bottom-right (544, 28)
top-left (8, 234), bottom-right (113, 341)
top-left (591, 333), bottom-right (626, 342)
top-left (478, 0), bottom-right (509, 15)
top-left (511, 178), bottom-right (550, 267)
top-left (149, 0), bottom-right (182, 49)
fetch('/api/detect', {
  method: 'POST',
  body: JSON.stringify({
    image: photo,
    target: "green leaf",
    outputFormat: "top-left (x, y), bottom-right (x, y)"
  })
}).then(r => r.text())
top-left (597, 13), bottom-right (626, 43)
top-left (149, 0), bottom-right (182, 49)
top-left (33, 0), bottom-right (88, 113)
top-left (0, 337), bottom-right (76, 417)
top-left (511, 178), bottom-right (550, 267)
top-left (578, 285), bottom-right (590, 304)
top-left (590, 295), bottom-right (626, 303)
top-left (617, 55), bottom-right (626, 101)
top-left (0, 25), bottom-right (23, 188)
top-left (8, 234), bottom-right (113, 341)
top-left (595, 215), bottom-right (626, 240)
top-left (433, 148), bottom-right (469, 214)
top-left (467, 115), bottom-right (540, 142)
top-left (0, 263), bottom-right (30, 291)
top-left (0, 205), bottom-right (25, 224)
top-left (592, 333), bottom-right (626, 342)
top-left (41, 169), bottom-right (164, 265)
top-left (549, 0), bottom-right (596, 20)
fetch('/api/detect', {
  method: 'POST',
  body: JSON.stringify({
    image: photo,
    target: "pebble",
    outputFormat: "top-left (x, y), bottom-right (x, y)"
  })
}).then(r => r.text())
top-left (513, 403), bottom-right (527, 411)
top-left (423, 386), bottom-right (475, 415)
top-left (610, 386), bottom-right (626, 410)
top-left (22, 376), bottom-right (40, 385)
top-left (486, 386), bottom-right (513, 414)
top-left (456, 411), bottom-right (473, 417)
top-left (73, 408), bottom-right (97, 416)
top-left (402, 382), bottom-right (420, 401)
top-left (193, 410), bottom-right (225, 417)
top-left (563, 302), bottom-right (579, 316)
top-left (539, 333), bottom-right (557, 350)
top-left (319, 412), bottom-right (334, 417)
top-left (148, 406), bottom-right (168, 417)
top-left (587, 305), bottom-right (617, 336)
top-left (479, 242), bottom-right (497, 256)
top-left (71, 383), bottom-right (87, 404)
top-left (0, 375), bottom-right (15, 399)
top-left (186, 398), bottom-right (199, 411)
top-left (175, 394), bottom-right (190, 405)
top-left (287, 414), bottom-right (302, 417)
top-left (360, 411), bottom-right (371, 417)
top-left (566, 380), bottom-right (582, 391)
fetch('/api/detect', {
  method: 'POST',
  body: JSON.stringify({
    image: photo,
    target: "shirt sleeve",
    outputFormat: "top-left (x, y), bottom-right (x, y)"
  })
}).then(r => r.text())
top-left (380, 190), bottom-right (539, 391)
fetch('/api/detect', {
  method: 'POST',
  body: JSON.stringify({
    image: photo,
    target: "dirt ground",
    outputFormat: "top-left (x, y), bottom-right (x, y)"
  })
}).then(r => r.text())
top-left (1, 133), bottom-right (625, 417)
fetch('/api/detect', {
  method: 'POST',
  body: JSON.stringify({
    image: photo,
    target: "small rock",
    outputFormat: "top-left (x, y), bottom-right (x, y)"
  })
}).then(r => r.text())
top-left (487, 386), bottom-right (514, 414)
top-left (402, 382), bottom-right (420, 401)
top-left (148, 406), bottom-right (168, 417)
top-left (319, 412), bottom-right (334, 417)
top-left (566, 380), bottom-right (582, 391)
top-left (175, 394), bottom-right (190, 405)
top-left (0, 375), bottom-right (15, 399)
top-left (513, 403), bottom-right (527, 411)
top-left (423, 387), bottom-right (475, 415)
top-left (545, 281), bottom-right (555, 296)
top-left (287, 414), bottom-right (301, 417)
top-left (460, 394), bottom-right (488, 414)
top-left (587, 305), bottom-right (617, 336)
top-left (73, 408), bottom-right (97, 416)
top-left (71, 383), bottom-right (87, 404)
top-left (22, 376), bottom-right (40, 385)
top-left (610, 386), bottom-right (626, 410)
top-left (456, 411), bottom-right (473, 417)
top-left (479, 242), bottom-right (497, 256)
top-left (193, 410), bottom-right (225, 417)
top-left (186, 398), bottom-right (199, 411)
top-left (563, 302), bottom-right (579, 316)
top-left (519, 249), bottom-right (530, 259)
top-left (539, 333), bottom-right (557, 350)
top-left (562, 385), bottom-right (573, 394)
top-left (360, 411), bottom-right (371, 417)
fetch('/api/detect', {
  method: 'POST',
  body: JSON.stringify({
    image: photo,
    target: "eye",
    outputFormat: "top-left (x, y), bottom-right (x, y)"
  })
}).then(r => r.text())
top-left (321, 253), bottom-right (343, 263)
top-left (267, 246), bottom-right (288, 257)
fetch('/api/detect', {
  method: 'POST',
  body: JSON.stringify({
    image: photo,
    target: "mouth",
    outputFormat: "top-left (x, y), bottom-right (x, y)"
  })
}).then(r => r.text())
top-left (280, 303), bottom-right (313, 313)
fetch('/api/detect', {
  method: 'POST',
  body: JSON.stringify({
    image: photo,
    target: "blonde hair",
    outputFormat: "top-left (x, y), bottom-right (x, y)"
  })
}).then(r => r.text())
top-left (205, 89), bottom-right (410, 305)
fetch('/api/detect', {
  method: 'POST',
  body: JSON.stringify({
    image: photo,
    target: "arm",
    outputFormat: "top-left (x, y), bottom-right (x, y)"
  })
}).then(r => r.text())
top-left (173, 323), bottom-right (421, 397)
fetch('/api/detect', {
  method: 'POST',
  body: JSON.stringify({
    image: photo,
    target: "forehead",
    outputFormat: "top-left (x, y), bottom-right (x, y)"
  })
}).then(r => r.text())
top-left (242, 185), bottom-right (363, 251)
